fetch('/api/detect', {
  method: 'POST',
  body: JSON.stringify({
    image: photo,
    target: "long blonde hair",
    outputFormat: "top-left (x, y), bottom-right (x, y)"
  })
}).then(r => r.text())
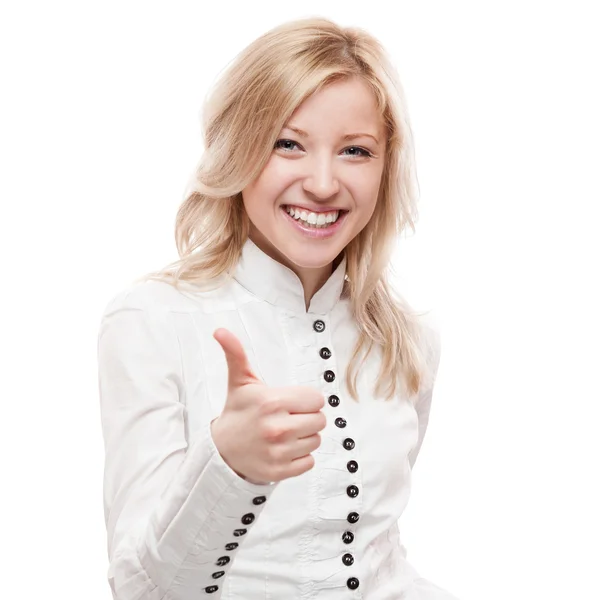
top-left (138, 16), bottom-right (437, 403)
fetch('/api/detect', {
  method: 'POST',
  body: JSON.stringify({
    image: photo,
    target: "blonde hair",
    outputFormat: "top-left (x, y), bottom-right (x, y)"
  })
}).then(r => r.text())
top-left (138, 16), bottom-right (436, 403)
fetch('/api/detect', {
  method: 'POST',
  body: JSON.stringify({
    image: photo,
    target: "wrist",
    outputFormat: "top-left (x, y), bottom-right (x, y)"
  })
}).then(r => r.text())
top-left (210, 417), bottom-right (248, 480)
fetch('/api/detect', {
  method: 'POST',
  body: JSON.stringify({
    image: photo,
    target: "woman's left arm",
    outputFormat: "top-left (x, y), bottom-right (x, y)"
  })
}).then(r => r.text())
top-left (408, 317), bottom-right (442, 470)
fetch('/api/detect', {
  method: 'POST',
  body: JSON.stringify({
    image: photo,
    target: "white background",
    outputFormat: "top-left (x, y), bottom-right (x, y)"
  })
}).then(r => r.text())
top-left (1, 1), bottom-right (599, 598)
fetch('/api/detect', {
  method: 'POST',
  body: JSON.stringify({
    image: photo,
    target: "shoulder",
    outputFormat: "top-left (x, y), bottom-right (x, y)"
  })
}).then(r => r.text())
top-left (418, 310), bottom-right (442, 360)
top-left (386, 277), bottom-right (441, 366)
top-left (101, 280), bottom-right (176, 314)
top-left (99, 276), bottom-right (233, 320)
top-left (96, 280), bottom-right (188, 382)
top-left (414, 309), bottom-right (442, 391)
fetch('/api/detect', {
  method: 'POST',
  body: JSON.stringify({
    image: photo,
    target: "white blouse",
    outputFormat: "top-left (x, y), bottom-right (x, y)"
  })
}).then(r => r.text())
top-left (97, 238), bottom-right (459, 599)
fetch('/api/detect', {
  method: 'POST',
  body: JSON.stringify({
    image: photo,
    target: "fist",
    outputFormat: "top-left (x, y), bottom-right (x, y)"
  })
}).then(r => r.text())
top-left (210, 328), bottom-right (326, 484)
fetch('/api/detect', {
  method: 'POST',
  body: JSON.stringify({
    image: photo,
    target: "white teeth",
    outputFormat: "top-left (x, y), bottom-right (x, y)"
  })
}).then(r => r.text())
top-left (284, 206), bottom-right (341, 228)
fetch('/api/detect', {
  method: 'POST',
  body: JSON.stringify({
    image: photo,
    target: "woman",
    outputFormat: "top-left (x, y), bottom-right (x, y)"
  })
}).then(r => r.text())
top-left (97, 16), bottom-right (460, 599)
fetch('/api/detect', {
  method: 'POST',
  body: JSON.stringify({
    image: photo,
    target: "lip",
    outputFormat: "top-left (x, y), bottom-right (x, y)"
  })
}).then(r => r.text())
top-left (280, 205), bottom-right (348, 239)
top-left (281, 203), bottom-right (348, 214)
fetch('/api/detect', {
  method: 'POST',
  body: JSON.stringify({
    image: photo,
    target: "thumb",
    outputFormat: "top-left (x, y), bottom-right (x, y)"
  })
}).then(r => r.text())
top-left (213, 328), bottom-right (261, 389)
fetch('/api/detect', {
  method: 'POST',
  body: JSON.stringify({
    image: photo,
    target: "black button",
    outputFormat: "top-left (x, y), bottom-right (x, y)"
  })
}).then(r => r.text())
top-left (342, 553), bottom-right (354, 566)
top-left (347, 577), bottom-right (360, 590)
top-left (319, 347), bottom-right (331, 359)
top-left (225, 542), bottom-right (239, 551)
top-left (347, 460), bottom-right (358, 473)
top-left (347, 485), bottom-right (359, 498)
top-left (328, 395), bottom-right (340, 407)
top-left (313, 319), bottom-right (326, 332)
top-left (212, 571), bottom-right (225, 579)
top-left (324, 370), bottom-right (335, 382)
top-left (216, 556), bottom-right (230, 567)
top-left (342, 530), bottom-right (354, 544)
top-left (233, 528), bottom-right (247, 537)
top-left (347, 512), bottom-right (360, 524)
top-left (335, 417), bottom-right (347, 428)
top-left (241, 513), bottom-right (255, 525)
top-left (252, 496), bottom-right (266, 505)
top-left (204, 585), bottom-right (219, 593)
top-left (343, 438), bottom-right (355, 450)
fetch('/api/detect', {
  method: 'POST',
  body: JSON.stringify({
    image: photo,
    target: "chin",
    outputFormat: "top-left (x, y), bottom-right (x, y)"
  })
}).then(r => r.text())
top-left (279, 243), bottom-right (344, 270)
top-left (249, 221), bottom-right (348, 272)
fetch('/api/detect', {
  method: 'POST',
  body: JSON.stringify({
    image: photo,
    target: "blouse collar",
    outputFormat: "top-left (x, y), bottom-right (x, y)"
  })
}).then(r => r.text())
top-left (232, 237), bottom-right (347, 315)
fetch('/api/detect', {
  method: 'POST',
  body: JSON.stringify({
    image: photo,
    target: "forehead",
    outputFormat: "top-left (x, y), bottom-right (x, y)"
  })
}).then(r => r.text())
top-left (287, 78), bottom-right (383, 134)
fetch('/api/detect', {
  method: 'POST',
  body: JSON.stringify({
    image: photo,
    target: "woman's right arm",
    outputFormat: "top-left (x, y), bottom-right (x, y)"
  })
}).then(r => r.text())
top-left (97, 288), bottom-right (277, 600)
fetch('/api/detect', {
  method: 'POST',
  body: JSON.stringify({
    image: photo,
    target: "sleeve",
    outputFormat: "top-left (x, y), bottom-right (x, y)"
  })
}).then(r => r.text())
top-left (408, 315), bottom-right (442, 470)
top-left (403, 318), bottom-right (461, 599)
top-left (97, 290), bottom-right (278, 600)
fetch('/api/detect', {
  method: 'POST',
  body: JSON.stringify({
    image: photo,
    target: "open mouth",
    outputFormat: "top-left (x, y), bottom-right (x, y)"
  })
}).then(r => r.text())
top-left (281, 205), bottom-right (349, 229)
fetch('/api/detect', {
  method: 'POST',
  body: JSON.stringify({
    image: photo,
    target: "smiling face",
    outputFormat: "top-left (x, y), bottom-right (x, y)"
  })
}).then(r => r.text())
top-left (241, 76), bottom-right (386, 276)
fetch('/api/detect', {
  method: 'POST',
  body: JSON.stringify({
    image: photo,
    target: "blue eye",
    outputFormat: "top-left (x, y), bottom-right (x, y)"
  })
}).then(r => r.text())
top-left (274, 139), bottom-right (373, 158)
top-left (343, 146), bottom-right (372, 158)
top-left (275, 139), bottom-right (300, 152)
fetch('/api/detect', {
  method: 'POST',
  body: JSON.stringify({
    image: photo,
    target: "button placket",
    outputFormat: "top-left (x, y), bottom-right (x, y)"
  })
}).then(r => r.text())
top-left (312, 315), bottom-right (360, 591)
top-left (347, 577), bottom-right (360, 590)
top-left (313, 318), bottom-right (326, 333)
top-left (341, 427), bottom-right (361, 557)
top-left (319, 346), bottom-right (332, 360)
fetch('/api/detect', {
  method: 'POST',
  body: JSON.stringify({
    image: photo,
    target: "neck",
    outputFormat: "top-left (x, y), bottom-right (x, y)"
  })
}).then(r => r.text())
top-left (297, 263), bottom-right (333, 311)
top-left (248, 228), bottom-right (337, 311)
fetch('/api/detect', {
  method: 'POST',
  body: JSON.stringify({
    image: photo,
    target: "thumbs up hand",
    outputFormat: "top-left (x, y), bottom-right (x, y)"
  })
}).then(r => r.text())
top-left (210, 328), bottom-right (326, 485)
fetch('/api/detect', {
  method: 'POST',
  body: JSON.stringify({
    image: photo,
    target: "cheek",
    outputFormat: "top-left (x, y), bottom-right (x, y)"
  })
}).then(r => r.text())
top-left (349, 169), bottom-right (382, 210)
top-left (242, 163), bottom-right (279, 217)
top-left (252, 157), bottom-right (295, 195)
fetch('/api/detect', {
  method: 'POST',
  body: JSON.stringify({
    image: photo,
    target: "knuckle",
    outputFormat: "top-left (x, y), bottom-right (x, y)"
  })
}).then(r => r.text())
top-left (266, 444), bottom-right (284, 463)
top-left (261, 425), bottom-right (281, 441)
top-left (258, 397), bottom-right (280, 416)
top-left (260, 419), bottom-right (287, 441)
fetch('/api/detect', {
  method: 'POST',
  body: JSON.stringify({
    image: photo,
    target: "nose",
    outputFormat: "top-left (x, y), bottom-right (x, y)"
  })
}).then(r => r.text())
top-left (301, 156), bottom-right (340, 199)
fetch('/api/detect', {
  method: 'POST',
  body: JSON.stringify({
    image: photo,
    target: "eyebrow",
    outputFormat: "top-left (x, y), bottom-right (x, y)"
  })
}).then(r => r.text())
top-left (284, 124), bottom-right (380, 145)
